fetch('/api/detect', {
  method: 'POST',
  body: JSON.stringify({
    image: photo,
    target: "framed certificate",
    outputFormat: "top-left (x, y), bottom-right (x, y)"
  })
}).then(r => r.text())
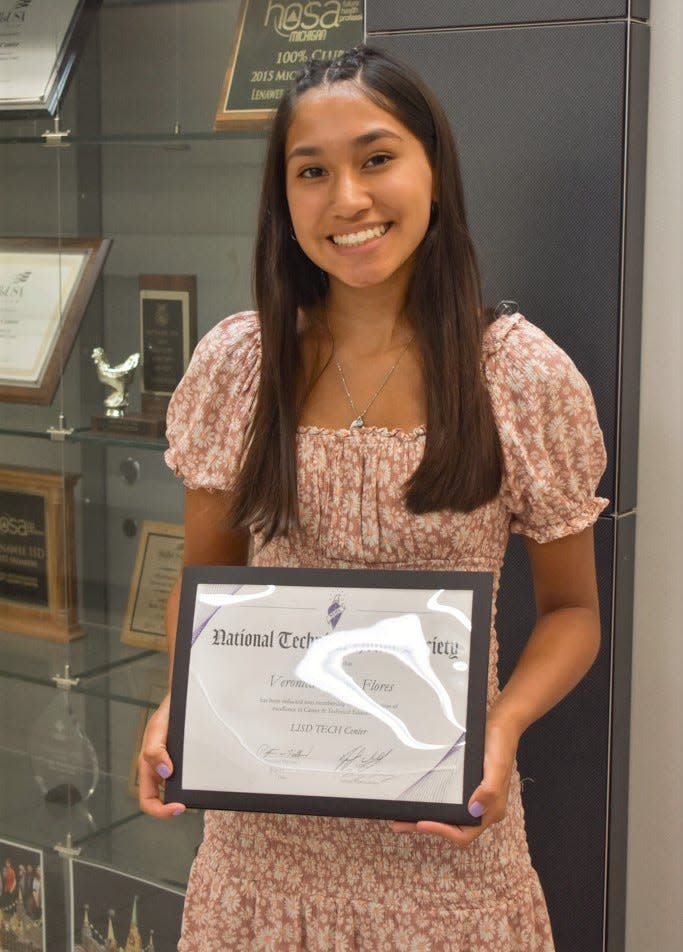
top-left (121, 521), bottom-right (184, 651)
top-left (0, 0), bottom-right (101, 117)
top-left (167, 566), bottom-right (492, 824)
top-left (0, 237), bottom-right (112, 405)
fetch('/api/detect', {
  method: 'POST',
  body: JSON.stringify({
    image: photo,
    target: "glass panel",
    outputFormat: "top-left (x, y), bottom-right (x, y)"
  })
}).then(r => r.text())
top-left (0, 0), bottom-right (269, 911)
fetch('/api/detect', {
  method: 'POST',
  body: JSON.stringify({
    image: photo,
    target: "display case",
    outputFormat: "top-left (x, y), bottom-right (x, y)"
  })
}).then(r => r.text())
top-left (0, 2), bottom-right (648, 950)
top-left (0, 2), bottom-right (266, 947)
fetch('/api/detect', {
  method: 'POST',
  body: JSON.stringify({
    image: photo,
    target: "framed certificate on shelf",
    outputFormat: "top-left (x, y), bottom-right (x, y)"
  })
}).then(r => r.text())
top-left (121, 521), bottom-right (184, 651)
top-left (167, 566), bottom-right (492, 824)
top-left (0, 0), bottom-right (101, 117)
top-left (0, 237), bottom-right (111, 405)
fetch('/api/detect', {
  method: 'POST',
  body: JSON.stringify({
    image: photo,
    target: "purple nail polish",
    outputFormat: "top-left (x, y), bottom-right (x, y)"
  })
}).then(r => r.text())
top-left (469, 800), bottom-right (486, 818)
top-left (172, 808), bottom-right (184, 817)
top-left (156, 763), bottom-right (171, 780)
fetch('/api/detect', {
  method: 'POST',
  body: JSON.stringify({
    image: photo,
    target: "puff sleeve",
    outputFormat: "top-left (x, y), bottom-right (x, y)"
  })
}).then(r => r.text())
top-left (484, 314), bottom-right (609, 543)
top-left (164, 311), bottom-right (260, 492)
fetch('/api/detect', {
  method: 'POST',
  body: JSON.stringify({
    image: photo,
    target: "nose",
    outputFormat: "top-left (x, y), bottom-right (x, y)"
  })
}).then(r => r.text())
top-left (330, 169), bottom-right (372, 218)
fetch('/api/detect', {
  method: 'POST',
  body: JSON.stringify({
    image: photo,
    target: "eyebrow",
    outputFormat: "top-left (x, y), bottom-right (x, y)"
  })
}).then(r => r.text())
top-left (286, 128), bottom-right (403, 162)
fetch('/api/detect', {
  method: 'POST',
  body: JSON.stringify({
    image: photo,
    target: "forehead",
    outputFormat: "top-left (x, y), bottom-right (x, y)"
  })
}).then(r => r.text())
top-left (285, 82), bottom-right (410, 150)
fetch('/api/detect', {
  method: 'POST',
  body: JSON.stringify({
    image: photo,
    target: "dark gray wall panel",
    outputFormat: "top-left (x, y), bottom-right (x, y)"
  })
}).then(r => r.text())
top-left (631, 0), bottom-right (651, 19)
top-left (372, 24), bottom-right (627, 510)
top-left (367, 0), bottom-right (649, 32)
top-left (495, 514), bottom-right (632, 952)
top-left (369, 14), bottom-right (647, 951)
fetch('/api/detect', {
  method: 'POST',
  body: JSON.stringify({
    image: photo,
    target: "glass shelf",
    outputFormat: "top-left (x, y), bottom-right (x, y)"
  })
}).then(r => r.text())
top-left (0, 129), bottom-right (267, 147)
top-left (0, 748), bottom-right (140, 850)
top-left (0, 624), bottom-right (162, 692)
top-left (78, 810), bottom-right (202, 891)
top-left (0, 747), bottom-right (201, 885)
top-left (0, 423), bottom-right (168, 452)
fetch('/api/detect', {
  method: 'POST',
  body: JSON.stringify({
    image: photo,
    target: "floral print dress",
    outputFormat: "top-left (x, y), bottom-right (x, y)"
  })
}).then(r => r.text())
top-left (165, 310), bottom-right (608, 951)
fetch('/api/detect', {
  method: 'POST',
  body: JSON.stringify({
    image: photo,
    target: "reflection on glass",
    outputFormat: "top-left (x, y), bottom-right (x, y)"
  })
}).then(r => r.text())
top-left (295, 614), bottom-right (463, 750)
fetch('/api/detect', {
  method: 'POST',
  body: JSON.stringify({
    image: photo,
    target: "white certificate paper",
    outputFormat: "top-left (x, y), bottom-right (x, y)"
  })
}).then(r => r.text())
top-left (0, 249), bottom-right (89, 386)
top-left (168, 567), bottom-right (492, 823)
top-left (0, 0), bottom-right (81, 109)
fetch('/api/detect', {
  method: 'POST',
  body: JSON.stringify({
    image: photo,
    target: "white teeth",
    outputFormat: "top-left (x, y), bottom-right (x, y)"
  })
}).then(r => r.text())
top-left (331, 224), bottom-right (388, 247)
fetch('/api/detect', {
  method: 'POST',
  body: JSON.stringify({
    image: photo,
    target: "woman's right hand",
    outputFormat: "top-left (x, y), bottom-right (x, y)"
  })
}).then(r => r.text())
top-left (138, 692), bottom-right (186, 819)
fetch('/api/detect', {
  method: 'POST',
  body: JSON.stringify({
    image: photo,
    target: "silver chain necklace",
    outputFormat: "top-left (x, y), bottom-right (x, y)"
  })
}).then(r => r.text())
top-left (334, 334), bottom-right (415, 429)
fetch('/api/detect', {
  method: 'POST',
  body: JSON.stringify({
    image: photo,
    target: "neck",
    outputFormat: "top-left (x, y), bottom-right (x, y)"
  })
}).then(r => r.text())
top-left (324, 277), bottom-right (413, 355)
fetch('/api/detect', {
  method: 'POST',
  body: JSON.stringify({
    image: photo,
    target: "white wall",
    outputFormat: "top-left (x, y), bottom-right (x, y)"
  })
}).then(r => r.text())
top-left (626, 2), bottom-right (683, 950)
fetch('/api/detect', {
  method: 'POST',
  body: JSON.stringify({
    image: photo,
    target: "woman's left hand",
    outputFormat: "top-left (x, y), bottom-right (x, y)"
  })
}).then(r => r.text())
top-left (389, 714), bottom-right (519, 847)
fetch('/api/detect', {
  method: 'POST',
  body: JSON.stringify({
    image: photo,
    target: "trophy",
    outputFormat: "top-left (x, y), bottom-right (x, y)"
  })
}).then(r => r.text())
top-left (92, 347), bottom-right (140, 417)
top-left (90, 345), bottom-right (164, 438)
top-left (29, 666), bottom-right (99, 809)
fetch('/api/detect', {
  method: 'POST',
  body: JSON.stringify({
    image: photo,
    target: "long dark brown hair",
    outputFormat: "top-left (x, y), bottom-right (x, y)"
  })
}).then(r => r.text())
top-left (232, 46), bottom-right (503, 540)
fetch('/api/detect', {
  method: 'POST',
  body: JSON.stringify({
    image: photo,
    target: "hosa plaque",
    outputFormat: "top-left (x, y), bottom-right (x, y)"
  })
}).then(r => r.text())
top-left (0, 466), bottom-right (81, 641)
top-left (167, 566), bottom-right (492, 824)
top-left (214, 0), bottom-right (364, 129)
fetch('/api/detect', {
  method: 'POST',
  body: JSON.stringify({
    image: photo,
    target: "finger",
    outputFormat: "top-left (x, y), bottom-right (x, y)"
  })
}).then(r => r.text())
top-left (138, 762), bottom-right (185, 820)
top-left (467, 755), bottom-right (513, 819)
top-left (139, 698), bottom-right (173, 779)
top-left (142, 744), bottom-right (174, 782)
top-left (389, 820), bottom-right (418, 833)
top-left (389, 819), bottom-right (484, 848)
top-left (414, 819), bottom-right (483, 847)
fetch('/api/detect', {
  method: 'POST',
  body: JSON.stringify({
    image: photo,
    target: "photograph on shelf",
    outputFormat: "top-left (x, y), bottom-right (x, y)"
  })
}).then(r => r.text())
top-left (0, 0), bottom-right (101, 117)
top-left (70, 859), bottom-right (184, 952)
top-left (0, 465), bottom-right (81, 642)
top-left (121, 521), bottom-right (184, 651)
top-left (127, 671), bottom-right (168, 799)
top-left (0, 837), bottom-right (46, 952)
top-left (0, 237), bottom-right (112, 405)
top-left (214, 0), bottom-right (364, 129)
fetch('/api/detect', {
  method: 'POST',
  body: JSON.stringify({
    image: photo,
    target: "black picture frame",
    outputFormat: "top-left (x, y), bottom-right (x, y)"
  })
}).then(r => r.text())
top-left (167, 565), bottom-right (492, 825)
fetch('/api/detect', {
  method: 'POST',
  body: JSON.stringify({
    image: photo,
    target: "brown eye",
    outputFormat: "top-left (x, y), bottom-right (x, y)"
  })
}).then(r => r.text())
top-left (299, 166), bottom-right (326, 179)
top-left (365, 153), bottom-right (393, 169)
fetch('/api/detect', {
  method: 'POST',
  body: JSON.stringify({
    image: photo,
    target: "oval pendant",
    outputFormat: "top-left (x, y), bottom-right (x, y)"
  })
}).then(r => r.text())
top-left (350, 417), bottom-right (364, 429)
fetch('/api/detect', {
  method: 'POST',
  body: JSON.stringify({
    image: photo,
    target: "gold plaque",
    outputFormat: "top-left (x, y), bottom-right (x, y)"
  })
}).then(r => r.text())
top-left (121, 521), bottom-right (184, 651)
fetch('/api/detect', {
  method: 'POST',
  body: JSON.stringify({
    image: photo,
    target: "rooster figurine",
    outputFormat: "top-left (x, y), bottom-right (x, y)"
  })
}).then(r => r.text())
top-left (92, 347), bottom-right (140, 417)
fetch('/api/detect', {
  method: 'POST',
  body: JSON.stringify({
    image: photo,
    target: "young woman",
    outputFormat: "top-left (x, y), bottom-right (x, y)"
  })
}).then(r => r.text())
top-left (139, 46), bottom-right (607, 950)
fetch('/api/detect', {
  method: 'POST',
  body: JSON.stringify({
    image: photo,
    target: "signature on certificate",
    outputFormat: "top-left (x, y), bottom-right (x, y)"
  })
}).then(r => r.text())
top-left (256, 744), bottom-right (313, 763)
top-left (335, 745), bottom-right (393, 772)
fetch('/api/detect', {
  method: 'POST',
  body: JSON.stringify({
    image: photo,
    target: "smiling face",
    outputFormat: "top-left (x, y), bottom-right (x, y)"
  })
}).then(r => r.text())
top-left (285, 82), bottom-right (435, 299)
